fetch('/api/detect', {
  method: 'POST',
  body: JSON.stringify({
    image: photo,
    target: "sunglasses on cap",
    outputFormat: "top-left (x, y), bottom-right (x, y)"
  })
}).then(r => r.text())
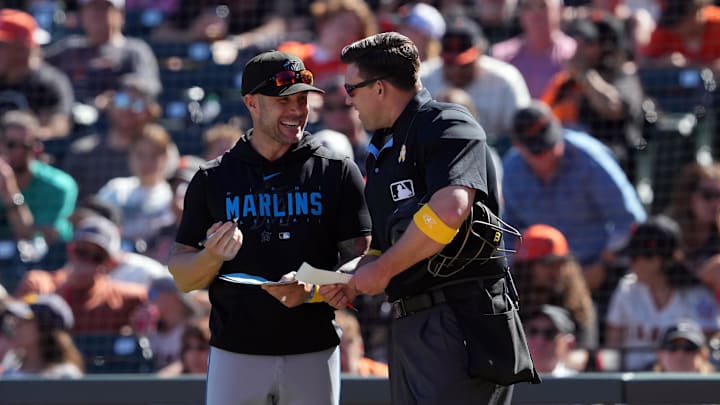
top-left (344, 75), bottom-right (390, 97)
top-left (697, 187), bottom-right (720, 201)
top-left (248, 69), bottom-right (315, 95)
top-left (662, 341), bottom-right (700, 353)
top-left (525, 326), bottom-right (558, 340)
top-left (113, 92), bottom-right (147, 113)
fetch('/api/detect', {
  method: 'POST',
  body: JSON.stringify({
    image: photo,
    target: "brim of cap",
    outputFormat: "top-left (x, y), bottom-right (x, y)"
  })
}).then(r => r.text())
top-left (442, 47), bottom-right (480, 65)
top-left (257, 83), bottom-right (325, 97)
top-left (664, 332), bottom-right (705, 348)
top-left (5, 300), bottom-right (33, 320)
top-left (0, 32), bottom-right (34, 47)
top-left (517, 120), bottom-right (562, 154)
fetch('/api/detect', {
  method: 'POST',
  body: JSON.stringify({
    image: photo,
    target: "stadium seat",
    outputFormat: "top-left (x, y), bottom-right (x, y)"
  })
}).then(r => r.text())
top-left (73, 333), bottom-right (155, 374)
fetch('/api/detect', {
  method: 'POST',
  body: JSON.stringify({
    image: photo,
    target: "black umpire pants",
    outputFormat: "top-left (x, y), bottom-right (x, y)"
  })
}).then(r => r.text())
top-left (389, 282), bottom-right (514, 404)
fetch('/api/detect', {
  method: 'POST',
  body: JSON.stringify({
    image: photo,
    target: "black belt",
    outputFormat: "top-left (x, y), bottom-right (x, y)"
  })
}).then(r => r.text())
top-left (392, 276), bottom-right (503, 319)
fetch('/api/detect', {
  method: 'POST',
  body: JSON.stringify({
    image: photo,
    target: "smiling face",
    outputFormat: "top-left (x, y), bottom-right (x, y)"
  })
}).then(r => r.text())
top-left (248, 92), bottom-right (310, 148)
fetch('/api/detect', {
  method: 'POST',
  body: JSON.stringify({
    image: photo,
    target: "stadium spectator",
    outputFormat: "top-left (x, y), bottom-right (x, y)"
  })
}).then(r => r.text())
top-left (396, 2), bottom-right (447, 75)
top-left (441, 0), bottom-right (520, 44)
top-left (61, 75), bottom-right (163, 201)
top-left (491, 0), bottom-right (576, 98)
top-left (522, 305), bottom-right (582, 376)
top-left (665, 162), bottom-right (720, 296)
top-left (316, 75), bottom-right (369, 174)
top-left (132, 277), bottom-right (203, 371)
top-left (541, 13), bottom-right (646, 180)
top-left (0, 9), bottom-right (74, 140)
top-left (201, 124), bottom-right (241, 161)
top-left (0, 111), bottom-right (78, 292)
top-left (44, 0), bottom-right (161, 104)
top-left (653, 319), bottom-right (716, 373)
top-left (640, 0), bottom-right (720, 70)
top-left (1, 293), bottom-right (84, 378)
top-left (157, 315), bottom-right (211, 376)
top-left (96, 124), bottom-right (177, 254)
top-left (605, 215), bottom-right (720, 371)
top-left (151, 0), bottom-right (298, 45)
top-left (513, 224), bottom-right (599, 350)
top-left (15, 215), bottom-right (168, 296)
top-left (334, 308), bottom-right (389, 377)
top-left (144, 155), bottom-right (204, 264)
top-left (502, 101), bottom-right (646, 293)
top-left (653, 319), bottom-right (715, 374)
top-left (278, 0), bottom-right (378, 85)
top-left (421, 16), bottom-right (530, 147)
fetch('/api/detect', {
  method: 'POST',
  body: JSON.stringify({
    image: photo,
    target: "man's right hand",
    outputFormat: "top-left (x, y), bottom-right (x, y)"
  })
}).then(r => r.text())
top-left (203, 220), bottom-right (243, 261)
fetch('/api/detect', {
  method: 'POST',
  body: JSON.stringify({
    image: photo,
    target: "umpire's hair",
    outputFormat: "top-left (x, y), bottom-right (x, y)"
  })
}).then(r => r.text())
top-left (340, 32), bottom-right (419, 92)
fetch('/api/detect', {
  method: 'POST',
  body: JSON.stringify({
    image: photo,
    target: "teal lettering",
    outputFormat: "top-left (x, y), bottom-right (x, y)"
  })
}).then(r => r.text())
top-left (294, 192), bottom-right (308, 215)
top-left (272, 194), bottom-right (286, 216)
top-left (259, 194), bottom-right (271, 216)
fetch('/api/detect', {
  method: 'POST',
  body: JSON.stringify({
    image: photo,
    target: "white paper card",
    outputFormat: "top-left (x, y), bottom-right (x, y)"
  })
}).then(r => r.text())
top-left (296, 262), bottom-right (352, 285)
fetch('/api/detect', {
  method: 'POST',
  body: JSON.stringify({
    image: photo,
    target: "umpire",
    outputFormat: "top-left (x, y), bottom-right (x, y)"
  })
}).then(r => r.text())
top-left (323, 32), bottom-right (540, 404)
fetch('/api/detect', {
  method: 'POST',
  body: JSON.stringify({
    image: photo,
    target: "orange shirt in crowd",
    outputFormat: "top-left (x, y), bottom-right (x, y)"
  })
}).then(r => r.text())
top-left (642, 6), bottom-right (720, 65)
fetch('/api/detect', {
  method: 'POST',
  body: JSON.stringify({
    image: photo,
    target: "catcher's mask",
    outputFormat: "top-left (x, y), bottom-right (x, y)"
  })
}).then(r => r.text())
top-left (387, 196), bottom-right (521, 277)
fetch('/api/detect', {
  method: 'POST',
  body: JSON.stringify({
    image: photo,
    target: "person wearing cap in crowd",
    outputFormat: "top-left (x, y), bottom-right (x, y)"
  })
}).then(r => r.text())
top-left (514, 224), bottom-right (598, 351)
top-left (421, 15), bottom-right (530, 149)
top-left (397, 2), bottom-right (447, 75)
top-left (640, 0), bottom-right (720, 70)
top-left (326, 31), bottom-right (539, 405)
top-left (502, 99), bottom-right (646, 298)
top-left (16, 214), bottom-right (168, 297)
top-left (654, 318), bottom-right (716, 373)
top-left (541, 12), bottom-right (646, 181)
top-left (522, 305), bottom-right (582, 376)
top-left (605, 215), bottom-right (720, 371)
top-left (168, 50), bottom-right (371, 405)
top-left (0, 9), bottom-right (74, 140)
top-left (491, 0), bottom-right (576, 98)
top-left (0, 110), bottom-right (78, 291)
top-left (61, 74), bottom-right (165, 202)
top-left (44, 0), bottom-right (161, 104)
top-left (1, 293), bottom-right (84, 378)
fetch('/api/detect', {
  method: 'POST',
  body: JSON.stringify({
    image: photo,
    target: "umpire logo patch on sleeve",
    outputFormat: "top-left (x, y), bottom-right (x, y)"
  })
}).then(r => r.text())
top-left (390, 180), bottom-right (415, 202)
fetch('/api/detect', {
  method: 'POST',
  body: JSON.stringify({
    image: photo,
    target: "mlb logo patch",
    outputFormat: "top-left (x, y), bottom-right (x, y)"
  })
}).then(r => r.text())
top-left (390, 180), bottom-right (415, 202)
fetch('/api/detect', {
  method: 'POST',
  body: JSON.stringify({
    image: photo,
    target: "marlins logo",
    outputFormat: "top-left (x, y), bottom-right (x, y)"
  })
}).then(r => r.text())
top-left (283, 59), bottom-right (300, 71)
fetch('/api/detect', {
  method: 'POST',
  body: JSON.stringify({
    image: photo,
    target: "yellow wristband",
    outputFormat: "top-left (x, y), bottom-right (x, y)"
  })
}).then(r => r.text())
top-left (307, 284), bottom-right (325, 303)
top-left (413, 203), bottom-right (458, 244)
top-left (366, 249), bottom-right (382, 256)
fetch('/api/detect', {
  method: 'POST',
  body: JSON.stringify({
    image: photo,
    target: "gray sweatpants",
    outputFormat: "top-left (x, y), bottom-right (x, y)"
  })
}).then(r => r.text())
top-left (206, 346), bottom-right (340, 405)
top-left (390, 303), bottom-right (513, 405)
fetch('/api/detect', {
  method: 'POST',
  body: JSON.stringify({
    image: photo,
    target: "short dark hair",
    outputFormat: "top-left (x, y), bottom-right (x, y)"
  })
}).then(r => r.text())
top-left (340, 32), bottom-right (419, 91)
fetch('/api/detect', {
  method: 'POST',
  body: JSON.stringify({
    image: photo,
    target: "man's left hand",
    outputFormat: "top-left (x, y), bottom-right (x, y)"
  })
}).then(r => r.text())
top-left (261, 271), bottom-right (308, 307)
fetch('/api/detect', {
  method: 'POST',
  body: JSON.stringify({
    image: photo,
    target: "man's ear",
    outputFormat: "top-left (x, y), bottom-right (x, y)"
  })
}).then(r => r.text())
top-left (243, 94), bottom-right (258, 111)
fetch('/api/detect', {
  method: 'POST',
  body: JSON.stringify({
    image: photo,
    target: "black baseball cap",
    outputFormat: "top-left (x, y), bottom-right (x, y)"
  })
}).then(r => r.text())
top-left (512, 101), bottom-right (563, 154)
top-left (441, 17), bottom-right (485, 65)
top-left (241, 51), bottom-right (324, 97)
top-left (626, 215), bottom-right (680, 259)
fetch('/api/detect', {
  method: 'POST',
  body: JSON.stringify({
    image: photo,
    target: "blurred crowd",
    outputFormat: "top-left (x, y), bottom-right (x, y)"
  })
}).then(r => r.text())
top-left (1, 0), bottom-right (720, 380)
